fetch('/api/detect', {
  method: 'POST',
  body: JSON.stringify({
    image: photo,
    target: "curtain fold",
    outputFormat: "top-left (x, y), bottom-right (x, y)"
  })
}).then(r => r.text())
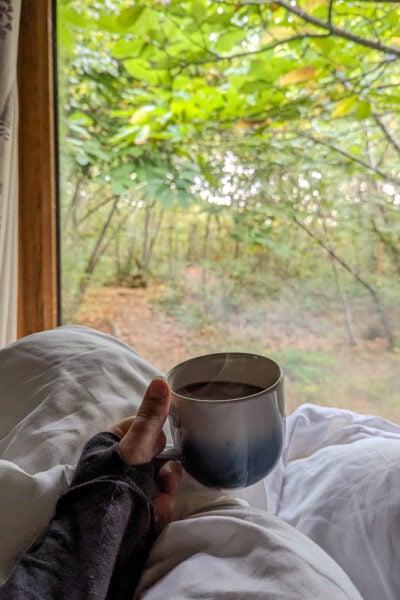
top-left (0, 1), bottom-right (21, 348)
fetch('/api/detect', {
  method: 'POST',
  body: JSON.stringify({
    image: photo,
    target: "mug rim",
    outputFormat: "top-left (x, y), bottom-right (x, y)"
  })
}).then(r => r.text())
top-left (166, 351), bottom-right (283, 404)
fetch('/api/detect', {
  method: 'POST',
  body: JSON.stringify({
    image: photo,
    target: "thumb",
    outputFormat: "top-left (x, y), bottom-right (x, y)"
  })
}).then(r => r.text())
top-left (119, 378), bottom-right (170, 465)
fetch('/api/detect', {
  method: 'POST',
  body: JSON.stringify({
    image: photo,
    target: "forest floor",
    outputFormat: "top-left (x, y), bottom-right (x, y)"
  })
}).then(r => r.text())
top-left (75, 283), bottom-right (400, 423)
top-left (75, 283), bottom-right (199, 373)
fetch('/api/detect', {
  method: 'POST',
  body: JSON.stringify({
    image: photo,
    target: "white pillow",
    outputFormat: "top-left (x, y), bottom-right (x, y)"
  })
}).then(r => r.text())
top-left (268, 404), bottom-right (400, 600)
top-left (0, 325), bottom-right (160, 583)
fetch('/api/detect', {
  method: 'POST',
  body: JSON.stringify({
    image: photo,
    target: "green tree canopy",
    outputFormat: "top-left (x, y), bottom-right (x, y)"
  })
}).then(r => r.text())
top-left (57, 0), bottom-right (400, 350)
top-left (58, 0), bottom-right (400, 185)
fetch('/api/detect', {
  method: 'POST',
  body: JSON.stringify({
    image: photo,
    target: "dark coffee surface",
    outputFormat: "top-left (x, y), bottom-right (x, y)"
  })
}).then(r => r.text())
top-left (175, 380), bottom-right (264, 400)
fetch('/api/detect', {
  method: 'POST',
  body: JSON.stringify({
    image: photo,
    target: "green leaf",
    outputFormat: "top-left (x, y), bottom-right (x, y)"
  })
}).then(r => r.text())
top-left (176, 189), bottom-right (194, 208)
top-left (355, 100), bottom-right (371, 119)
top-left (110, 126), bottom-right (140, 145)
top-left (111, 38), bottom-right (145, 59)
top-left (117, 5), bottom-right (144, 29)
top-left (57, 22), bottom-right (74, 53)
top-left (96, 16), bottom-right (121, 34)
top-left (60, 7), bottom-right (88, 28)
top-left (215, 30), bottom-right (244, 53)
top-left (69, 112), bottom-right (94, 126)
top-left (380, 94), bottom-right (400, 106)
top-left (191, 0), bottom-right (206, 22)
top-left (84, 140), bottom-right (110, 162)
top-left (124, 60), bottom-right (163, 84)
top-left (111, 181), bottom-right (127, 195)
top-left (68, 122), bottom-right (91, 139)
top-left (158, 187), bottom-right (175, 208)
top-left (75, 150), bottom-right (90, 166)
top-left (312, 36), bottom-right (335, 55)
top-left (136, 7), bottom-right (158, 33)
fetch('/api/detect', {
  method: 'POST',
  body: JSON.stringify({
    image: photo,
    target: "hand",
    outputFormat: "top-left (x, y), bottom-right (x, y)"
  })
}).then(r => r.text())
top-left (110, 377), bottom-right (170, 465)
top-left (109, 377), bottom-right (182, 533)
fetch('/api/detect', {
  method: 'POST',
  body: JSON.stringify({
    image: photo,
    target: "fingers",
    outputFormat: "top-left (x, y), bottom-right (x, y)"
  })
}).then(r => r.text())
top-left (108, 416), bottom-right (135, 439)
top-left (156, 461), bottom-right (184, 494)
top-left (118, 378), bottom-right (171, 465)
top-left (153, 461), bottom-right (183, 534)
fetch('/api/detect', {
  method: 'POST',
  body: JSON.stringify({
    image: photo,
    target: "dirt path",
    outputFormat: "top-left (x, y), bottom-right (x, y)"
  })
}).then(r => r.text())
top-left (75, 283), bottom-right (194, 373)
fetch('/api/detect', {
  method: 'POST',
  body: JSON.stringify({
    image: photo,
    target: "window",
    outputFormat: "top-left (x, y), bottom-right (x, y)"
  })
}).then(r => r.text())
top-left (57, 1), bottom-right (400, 421)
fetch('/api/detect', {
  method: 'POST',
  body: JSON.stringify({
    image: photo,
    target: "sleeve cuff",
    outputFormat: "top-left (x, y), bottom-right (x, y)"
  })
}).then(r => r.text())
top-left (70, 432), bottom-right (155, 499)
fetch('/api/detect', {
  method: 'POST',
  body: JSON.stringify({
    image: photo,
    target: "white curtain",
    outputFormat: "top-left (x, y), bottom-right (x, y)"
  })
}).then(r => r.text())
top-left (0, 0), bottom-right (21, 348)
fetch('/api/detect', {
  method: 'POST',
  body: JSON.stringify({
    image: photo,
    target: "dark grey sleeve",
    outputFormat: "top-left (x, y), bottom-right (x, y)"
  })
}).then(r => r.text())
top-left (0, 432), bottom-right (157, 600)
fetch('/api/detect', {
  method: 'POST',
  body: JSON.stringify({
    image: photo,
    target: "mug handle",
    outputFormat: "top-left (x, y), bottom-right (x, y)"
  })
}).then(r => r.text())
top-left (156, 444), bottom-right (184, 462)
top-left (156, 408), bottom-right (183, 461)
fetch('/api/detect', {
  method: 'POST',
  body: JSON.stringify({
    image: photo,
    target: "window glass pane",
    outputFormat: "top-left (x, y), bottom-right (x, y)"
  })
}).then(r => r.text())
top-left (57, 1), bottom-right (400, 422)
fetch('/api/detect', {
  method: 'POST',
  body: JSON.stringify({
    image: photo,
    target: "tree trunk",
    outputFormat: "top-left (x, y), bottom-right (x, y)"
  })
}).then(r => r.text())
top-left (294, 216), bottom-right (395, 350)
top-left (331, 259), bottom-right (358, 346)
top-left (140, 200), bottom-right (164, 285)
top-left (63, 176), bottom-right (83, 232)
top-left (203, 212), bottom-right (211, 261)
top-left (316, 200), bottom-right (358, 347)
top-left (66, 195), bottom-right (120, 318)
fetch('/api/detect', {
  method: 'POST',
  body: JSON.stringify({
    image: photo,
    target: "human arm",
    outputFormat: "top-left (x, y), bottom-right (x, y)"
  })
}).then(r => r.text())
top-left (0, 378), bottom-right (181, 600)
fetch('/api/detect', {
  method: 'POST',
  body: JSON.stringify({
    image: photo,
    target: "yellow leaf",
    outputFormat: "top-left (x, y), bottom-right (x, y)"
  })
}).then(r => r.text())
top-left (129, 108), bottom-right (149, 125)
top-left (279, 66), bottom-right (316, 86)
top-left (332, 96), bottom-right (358, 118)
top-left (260, 27), bottom-right (295, 43)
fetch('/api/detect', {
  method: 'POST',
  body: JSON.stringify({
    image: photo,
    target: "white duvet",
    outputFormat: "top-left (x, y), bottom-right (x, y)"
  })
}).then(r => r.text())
top-left (135, 507), bottom-right (361, 599)
top-left (0, 326), bottom-right (399, 599)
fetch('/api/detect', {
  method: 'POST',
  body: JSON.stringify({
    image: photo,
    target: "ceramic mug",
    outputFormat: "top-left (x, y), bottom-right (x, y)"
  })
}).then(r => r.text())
top-left (158, 352), bottom-right (285, 489)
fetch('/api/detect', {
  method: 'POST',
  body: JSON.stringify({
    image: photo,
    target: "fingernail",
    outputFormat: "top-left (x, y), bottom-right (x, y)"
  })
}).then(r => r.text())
top-left (150, 377), bottom-right (169, 398)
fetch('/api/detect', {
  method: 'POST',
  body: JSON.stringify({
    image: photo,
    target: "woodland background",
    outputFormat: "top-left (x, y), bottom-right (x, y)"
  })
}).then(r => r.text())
top-left (57, 0), bottom-right (400, 420)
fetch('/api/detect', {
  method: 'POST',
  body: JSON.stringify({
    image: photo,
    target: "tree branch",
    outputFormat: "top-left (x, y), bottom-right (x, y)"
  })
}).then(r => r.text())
top-left (297, 131), bottom-right (400, 186)
top-left (294, 215), bottom-right (395, 348)
top-left (373, 113), bottom-right (400, 159)
top-left (175, 32), bottom-right (329, 71)
top-left (77, 193), bottom-right (119, 226)
top-left (236, 0), bottom-right (400, 57)
top-left (328, 0), bottom-right (334, 25)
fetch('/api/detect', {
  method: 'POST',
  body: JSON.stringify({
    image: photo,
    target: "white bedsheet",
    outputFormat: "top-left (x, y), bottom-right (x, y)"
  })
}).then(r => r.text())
top-left (0, 326), bottom-right (399, 599)
top-left (135, 507), bottom-right (361, 600)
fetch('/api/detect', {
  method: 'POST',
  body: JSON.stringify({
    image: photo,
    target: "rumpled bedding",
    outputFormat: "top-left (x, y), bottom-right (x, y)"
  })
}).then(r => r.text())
top-left (0, 326), bottom-right (399, 599)
top-left (267, 404), bottom-right (400, 600)
top-left (134, 507), bottom-right (361, 599)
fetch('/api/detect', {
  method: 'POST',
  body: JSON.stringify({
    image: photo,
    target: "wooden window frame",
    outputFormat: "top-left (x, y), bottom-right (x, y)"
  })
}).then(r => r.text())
top-left (17, 0), bottom-right (59, 337)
